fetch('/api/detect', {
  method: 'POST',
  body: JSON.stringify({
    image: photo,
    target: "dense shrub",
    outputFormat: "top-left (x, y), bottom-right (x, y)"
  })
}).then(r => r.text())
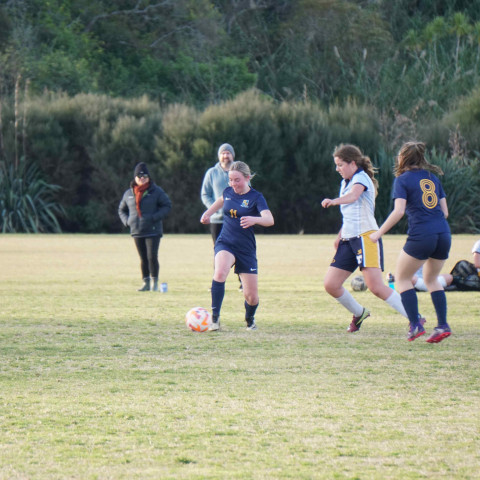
top-left (430, 150), bottom-right (480, 233)
top-left (441, 87), bottom-right (480, 154)
top-left (2, 90), bottom-right (478, 234)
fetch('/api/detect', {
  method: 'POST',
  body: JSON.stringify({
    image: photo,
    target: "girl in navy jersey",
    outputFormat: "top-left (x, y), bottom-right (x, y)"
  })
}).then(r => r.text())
top-left (200, 161), bottom-right (274, 331)
top-left (322, 144), bottom-right (416, 333)
top-left (370, 142), bottom-right (451, 343)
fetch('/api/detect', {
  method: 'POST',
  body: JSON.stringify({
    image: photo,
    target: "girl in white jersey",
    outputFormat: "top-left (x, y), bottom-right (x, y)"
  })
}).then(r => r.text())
top-left (322, 144), bottom-right (419, 333)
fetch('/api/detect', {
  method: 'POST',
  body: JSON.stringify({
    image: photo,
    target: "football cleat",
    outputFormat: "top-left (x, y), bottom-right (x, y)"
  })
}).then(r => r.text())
top-left (426, 326), bottom-right (451, 343)
top-left (347, 308), bottom-right (370, 332)
top-left (208, 317), bottom-right (220, 331)
top-left (246, 317), bottom-right (257, 331)
top-left (407, 323), bottom-right (425, 341)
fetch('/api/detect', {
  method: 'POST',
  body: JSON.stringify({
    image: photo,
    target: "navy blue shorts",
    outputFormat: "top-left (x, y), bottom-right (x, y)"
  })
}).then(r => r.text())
top-left (330, 232), bottom-right (384, 273)
top-left (214, 241), bottom-right (258, 275)
top-left (403, 232), bottom-right (451, 260)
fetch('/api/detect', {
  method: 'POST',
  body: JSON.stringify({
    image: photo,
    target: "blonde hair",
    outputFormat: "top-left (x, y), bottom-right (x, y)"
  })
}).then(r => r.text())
top-left (229, 161), bottom-right (256, 179)
top-left (394, 141), bottom-right (443, 177)
top-left (333, 144), bottom-right (378, 193)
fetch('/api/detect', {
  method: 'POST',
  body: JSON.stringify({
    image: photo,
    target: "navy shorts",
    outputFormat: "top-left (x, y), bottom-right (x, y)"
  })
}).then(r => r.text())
top-left (403, 232), bottom-right (451, 260)
top-left (330, 231), bottom-right (384, 273)
top-left (215, 241), bottom-right (258, 275)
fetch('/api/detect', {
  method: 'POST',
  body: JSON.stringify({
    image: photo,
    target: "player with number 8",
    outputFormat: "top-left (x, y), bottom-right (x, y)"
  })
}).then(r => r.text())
top-left (370, 142), bottom-right (452, 343)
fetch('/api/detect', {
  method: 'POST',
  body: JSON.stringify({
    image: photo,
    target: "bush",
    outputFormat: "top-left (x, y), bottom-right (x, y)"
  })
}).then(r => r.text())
top-left (0, 159), bottom-right (64, 233)
top-left (430, 150), bottom-right (480, 233)
top-left (442, 87), bottom-right (480, 154)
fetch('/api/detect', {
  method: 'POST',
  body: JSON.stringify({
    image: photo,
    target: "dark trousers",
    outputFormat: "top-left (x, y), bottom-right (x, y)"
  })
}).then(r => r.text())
top-left (210, 223), bottom-right (223, 243)
top-left (134, 236), bottom-right (161, 278)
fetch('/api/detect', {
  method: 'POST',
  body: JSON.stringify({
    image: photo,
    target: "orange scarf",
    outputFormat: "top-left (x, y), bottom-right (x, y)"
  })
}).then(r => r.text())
top-left (133, 182), bottom-right (150, 217)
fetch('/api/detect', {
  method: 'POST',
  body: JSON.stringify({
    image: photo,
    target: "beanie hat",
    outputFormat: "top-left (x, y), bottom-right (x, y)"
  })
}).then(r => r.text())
top-left (134, 162), bottom-right (149, 177)
top-left (217, 143), bottom-right (235, 160)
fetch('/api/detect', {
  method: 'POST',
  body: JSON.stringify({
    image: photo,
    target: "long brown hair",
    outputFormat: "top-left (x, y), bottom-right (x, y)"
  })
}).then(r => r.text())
top-left (333, 144), bottom-right (378, 194)
top-left (394, 141), bottom-right (443, 177)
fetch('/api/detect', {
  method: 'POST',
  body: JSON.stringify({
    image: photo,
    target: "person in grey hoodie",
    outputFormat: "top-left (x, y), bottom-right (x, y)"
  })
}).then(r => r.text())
top-left (201, 143), bottom-right (235, 242)
top-left (118, 162), bottom-right (172, 291)
top-left (201, 143), bottom-right (242, 290)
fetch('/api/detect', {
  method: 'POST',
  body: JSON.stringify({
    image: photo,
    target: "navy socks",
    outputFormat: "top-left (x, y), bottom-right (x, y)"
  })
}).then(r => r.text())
top-left (400, 288), bottom-right (420, 325)
top-left (245, 301), bottom-right (258, 320)
top-left (431, 290), bottom-right (448, 327)
top-left (211, 280), bottom-right (225, 320)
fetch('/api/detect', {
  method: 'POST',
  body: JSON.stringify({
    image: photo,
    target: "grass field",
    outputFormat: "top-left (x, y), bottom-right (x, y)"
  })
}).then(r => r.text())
top-left (0, 233), bottom-right (479, 479)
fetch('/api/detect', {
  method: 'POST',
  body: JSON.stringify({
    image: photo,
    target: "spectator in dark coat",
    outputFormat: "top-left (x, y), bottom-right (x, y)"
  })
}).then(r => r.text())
top-left (118, 162), bottom-right (172, 291)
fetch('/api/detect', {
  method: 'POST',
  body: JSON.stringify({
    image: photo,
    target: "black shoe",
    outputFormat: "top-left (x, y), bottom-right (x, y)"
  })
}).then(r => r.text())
top-left (138, 278), bottom-right (150, 291)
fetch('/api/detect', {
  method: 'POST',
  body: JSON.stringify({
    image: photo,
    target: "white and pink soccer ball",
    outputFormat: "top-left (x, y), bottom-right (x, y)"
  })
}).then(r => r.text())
top-left (185, 307), bottom-right (212, 332)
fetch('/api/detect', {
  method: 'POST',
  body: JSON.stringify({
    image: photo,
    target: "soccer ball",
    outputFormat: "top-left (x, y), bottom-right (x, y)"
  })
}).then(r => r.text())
top-left (351, 275), bottom-right (368, 292)
top-left (185, 307), bottom-right (212, 332)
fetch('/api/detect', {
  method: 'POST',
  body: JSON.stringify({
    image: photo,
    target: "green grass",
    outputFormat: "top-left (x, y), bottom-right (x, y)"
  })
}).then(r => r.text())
top-left (0, 234), bottom-right (479, 479)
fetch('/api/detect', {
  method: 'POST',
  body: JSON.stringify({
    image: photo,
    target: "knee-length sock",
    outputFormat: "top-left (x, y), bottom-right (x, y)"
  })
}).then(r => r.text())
top-left (385, 290), bottom-right (407, 318)
top-left (335, 290), bottom-right (364, 317)
top-left (245, 301), bottom-right (258, 320)
top-left (431, 290), bottom-right (448, 327)
top-left (211, 280), bottom-right (225, 320)
top-left (400, 288), bottom-right (419, 325)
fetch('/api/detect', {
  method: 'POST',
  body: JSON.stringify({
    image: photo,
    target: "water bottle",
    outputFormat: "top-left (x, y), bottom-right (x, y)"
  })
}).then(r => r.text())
top-left (160, 282), bottom-right (168, 293)
top-left (387, 273), bottom-right (395, 289)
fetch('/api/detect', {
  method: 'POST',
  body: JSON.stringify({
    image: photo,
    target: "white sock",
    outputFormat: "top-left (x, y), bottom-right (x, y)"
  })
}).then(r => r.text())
top-left (335, 289), bottom-right (364, 317)
top-left (414, 278), bottom-right (428, 291)
top-left (416, 276), bottom-right (447, 290)
top-left (385, 290), bottom-right (407, 318)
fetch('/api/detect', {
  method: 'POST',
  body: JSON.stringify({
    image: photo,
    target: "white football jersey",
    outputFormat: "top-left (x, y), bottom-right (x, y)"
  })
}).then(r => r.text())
top-left (340, 169), bottom-right (378, 238)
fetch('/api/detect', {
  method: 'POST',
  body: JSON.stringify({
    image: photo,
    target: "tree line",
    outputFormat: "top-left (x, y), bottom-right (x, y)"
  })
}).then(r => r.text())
top-left (2, 1), bottom-right (480, 113)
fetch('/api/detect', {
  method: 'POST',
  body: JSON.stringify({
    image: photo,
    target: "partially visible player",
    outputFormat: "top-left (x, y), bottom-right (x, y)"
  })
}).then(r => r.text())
top-left (473, 240), bottom-right (480, 271)
top-left (412, 266), bottom-right (453, 292)
top-left (200, 161), bottom-right (274, 331)
top-left (445, 239), bottom-right (480, 291)
top-left (321, 144), bottom-right (416, 333)
top-left (370, 141), bottom-right (451, 343)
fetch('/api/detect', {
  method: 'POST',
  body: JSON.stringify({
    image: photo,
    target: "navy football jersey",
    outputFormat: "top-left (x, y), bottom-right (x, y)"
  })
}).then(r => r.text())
top-left (393, 169), bottom-right (450, 236)
top-left (217, 186), bottom-right (269, 253)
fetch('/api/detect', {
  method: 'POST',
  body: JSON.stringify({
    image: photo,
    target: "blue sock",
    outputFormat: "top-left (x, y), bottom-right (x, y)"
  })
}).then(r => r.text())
top-left (244, 301), bottom-right (258, 321)
top-left (400, 289), bottom-right (420, 325)
top-left (211, 280), bottom-right (225, 320)
top-left (430, 290), bottom-right (448, 328)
